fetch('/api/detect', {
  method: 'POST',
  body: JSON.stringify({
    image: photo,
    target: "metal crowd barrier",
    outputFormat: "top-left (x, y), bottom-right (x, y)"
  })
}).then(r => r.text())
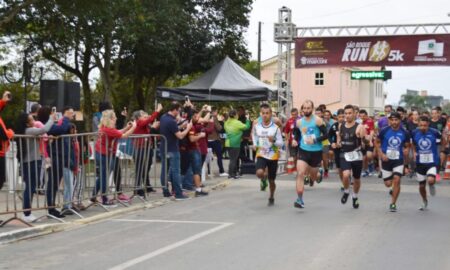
top-left (0, 133), bottom-right (168, 227)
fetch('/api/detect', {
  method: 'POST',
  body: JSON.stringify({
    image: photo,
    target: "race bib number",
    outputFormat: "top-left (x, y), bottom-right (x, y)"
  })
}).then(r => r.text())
top-left (304, 134), bottom-right (316, 144)
top-left (386, 149), bottom-right (400, 160)
top-left (258, 137), bottom-right (271, 148)
top-left (344, 150), bottom-right (363, 162)
top-left (419, 153), bottom-right (434, 164)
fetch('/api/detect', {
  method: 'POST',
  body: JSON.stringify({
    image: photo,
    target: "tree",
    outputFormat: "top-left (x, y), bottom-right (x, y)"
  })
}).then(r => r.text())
top-left (0, 0), bottom-right (36, 30)
top-left (400, 94), bottom-right (429, 111)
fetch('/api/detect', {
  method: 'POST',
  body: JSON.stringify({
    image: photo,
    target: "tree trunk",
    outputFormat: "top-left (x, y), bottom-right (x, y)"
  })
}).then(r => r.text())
top-left (80, 75), bottom-right (93, 132)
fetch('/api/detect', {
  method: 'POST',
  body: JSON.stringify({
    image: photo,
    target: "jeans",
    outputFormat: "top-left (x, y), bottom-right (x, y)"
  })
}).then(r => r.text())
top-left (182, 166), bottom-right (194, 190)
top-left (188, 150), bottom-right (202, 175)
top-left (63, 168), bottom-right (74, 208)
top-left (208, 140), bottom-right (225, 173)
top-left (160, 151), bottom-right (183, 198)
top-left (134, 147), bottom-right (153, 194)
top-left (46, 156), bottom-right (64, 209)
top-left (22, 160), bottom-right (41, 216)
top-left (93, 152), bottom-right (109, 203)
top-left (228, 147), bottom-right (241, 177)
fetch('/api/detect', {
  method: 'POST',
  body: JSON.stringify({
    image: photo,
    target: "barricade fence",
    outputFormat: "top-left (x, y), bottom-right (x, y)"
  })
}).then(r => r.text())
top-left (0, 133), bottom-right (168, 227)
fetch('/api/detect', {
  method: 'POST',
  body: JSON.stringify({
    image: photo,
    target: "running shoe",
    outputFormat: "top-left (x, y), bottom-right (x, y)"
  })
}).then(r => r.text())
top-left (362, 171), bottom-right (370, 178)
top-left (341, 192), bottom-right (349, 204)
top-left (317, 168), bottom-right (324, 184)
top-left (389, 203), bottom-right (397, 212)
top-left (175, 195), bottom-right (190, 201)
top-left (429, 184), bottom-right (436, 196)
top-left (294, 198), bottom-right (305, 208)
top-left (304, 176), bottom-right (310, 185)
top-left (260, 178), bottom-right (268, 191)
top-left (219, 172), bottom-right (229, 177)
top-left (419, 200), bottom-right (428, 211)
top-left (352, 197), bottom-right (360, 209)
top-left (268, 198), bottom-right (275, 206)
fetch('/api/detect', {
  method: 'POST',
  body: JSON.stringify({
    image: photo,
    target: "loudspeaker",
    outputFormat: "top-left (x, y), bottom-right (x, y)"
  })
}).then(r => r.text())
top-left (40, 80), bottom-right (80, 111)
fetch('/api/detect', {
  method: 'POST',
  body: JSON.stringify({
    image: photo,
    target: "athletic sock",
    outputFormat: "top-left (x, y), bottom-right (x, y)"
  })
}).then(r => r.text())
top-left (344, 189), bottom-right (350, 194)
top-left (352, 192), bottom-right (358, 198)
top-left (196, 187), bottom-right (202, 192)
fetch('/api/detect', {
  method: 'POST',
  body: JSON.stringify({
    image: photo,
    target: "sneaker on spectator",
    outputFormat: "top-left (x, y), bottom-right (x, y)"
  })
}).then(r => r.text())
top-left (195, 190), bottom-right (209, 197)
top-left (102, 200), bottom-right (118, 208)
top-left (163, 189), bottom-right (172, 197)
top-left (175, 195), bottom-right (190, 201)
top-left (48, 209), bottom-right (65, 218)
top-left (61, 208), bottom-right (74, 215)
top-left (23, 214), bottom-right (37, 223)
top-left (220, 172), bottom-right (229, 177)
top-left (118, 193), bottom-right (131, 202)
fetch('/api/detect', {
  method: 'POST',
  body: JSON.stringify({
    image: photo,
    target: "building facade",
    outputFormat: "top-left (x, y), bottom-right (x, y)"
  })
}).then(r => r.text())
top-left (261, 53), bottom-right (386, 115)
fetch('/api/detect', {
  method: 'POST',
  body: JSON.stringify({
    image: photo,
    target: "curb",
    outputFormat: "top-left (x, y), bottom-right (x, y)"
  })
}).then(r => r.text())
top-left (0, 179), bottom-right (231, 245)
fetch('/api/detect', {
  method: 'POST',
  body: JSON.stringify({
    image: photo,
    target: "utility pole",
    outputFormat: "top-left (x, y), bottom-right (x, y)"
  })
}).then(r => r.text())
top-left (257, 21), bottom-right (262, 79)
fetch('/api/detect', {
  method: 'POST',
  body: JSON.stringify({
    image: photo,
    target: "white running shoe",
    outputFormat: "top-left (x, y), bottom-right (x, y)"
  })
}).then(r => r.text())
top-left (219, 173), bottom-right (229, 177)
top-left (419, 200), bottom-right (428, 211)
top-left (429, 184), bottom-right (436, 197)
top-left (23, 214), bottom-right (37, 223)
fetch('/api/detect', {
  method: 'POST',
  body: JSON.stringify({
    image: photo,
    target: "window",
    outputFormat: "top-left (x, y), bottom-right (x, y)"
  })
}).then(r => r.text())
top-left (315, 72), bottom-right (324, 86)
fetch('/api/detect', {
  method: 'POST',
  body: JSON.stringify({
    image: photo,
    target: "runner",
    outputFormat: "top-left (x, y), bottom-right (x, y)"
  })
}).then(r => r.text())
top-left (411, 116), bottom-right (445, 210)
top-left (292, 100), bottom-right (328, 208)
top-left (283, 108), bottom-right (300, 166)
top-left (329, 109), bottom-right (345, 190)
top-left (377, 112), bottom-right (411, 212)
top-left (323, 110), bottom-right (335, 178)
top-left (359, 110), bottom-right (375, 177)
top-left (337, 105), bottom-right (366, 209)
top-left (430, 107), bottom-right (447, 178)
top-left (252, 104), bottom-right (283, 206)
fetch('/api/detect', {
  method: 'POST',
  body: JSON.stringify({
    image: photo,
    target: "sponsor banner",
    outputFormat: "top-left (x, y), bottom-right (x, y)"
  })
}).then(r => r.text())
top-left (295, 34), bottom-right (450, 68)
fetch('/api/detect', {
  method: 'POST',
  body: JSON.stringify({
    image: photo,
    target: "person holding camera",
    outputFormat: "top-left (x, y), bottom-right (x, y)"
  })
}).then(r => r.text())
top-left (0, 91), bottom-right (14, 191)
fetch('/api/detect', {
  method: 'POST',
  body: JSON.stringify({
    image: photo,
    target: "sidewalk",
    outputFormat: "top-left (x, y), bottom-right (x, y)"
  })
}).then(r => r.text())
top-left (0, 171), bottom-right (231, 245)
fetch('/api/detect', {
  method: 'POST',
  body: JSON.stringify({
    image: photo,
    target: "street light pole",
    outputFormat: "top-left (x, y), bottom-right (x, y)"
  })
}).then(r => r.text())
top-left (2, 51), bottom-right (43, 112)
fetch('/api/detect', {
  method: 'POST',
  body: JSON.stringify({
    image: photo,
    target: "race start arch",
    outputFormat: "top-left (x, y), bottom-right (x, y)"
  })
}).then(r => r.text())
top-left (274, 6), bottom-right (450, 117)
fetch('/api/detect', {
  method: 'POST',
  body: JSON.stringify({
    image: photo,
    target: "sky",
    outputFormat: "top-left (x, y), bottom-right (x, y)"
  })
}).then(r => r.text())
top-left (244, 0), bottom-right (450, 104)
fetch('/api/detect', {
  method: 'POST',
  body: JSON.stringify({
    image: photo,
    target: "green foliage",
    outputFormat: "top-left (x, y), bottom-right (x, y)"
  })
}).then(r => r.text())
top-left (400, 94), bottom-right (429, 111)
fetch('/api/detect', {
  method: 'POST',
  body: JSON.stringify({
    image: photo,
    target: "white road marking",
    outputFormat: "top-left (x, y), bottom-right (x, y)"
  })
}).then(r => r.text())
top-left (111, 219), bottom-right (227, 225)
top-left (108, 220), bottom-right (233, 270)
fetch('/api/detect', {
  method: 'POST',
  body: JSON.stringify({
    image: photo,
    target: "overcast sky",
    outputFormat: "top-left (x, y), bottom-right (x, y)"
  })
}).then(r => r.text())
top-left (244, 0), bottom-right (450, 104)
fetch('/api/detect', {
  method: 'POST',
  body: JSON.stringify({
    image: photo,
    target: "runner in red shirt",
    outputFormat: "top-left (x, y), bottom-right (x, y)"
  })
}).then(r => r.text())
top-left (360, 110), bottom-right (375, 177)
top-left (283, 108), bottom-right (300, 164)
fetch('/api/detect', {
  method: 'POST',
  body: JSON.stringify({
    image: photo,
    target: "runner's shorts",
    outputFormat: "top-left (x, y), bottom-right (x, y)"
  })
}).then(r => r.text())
top-left (416, 164), bottom-right (437, 183)
top-left (288, 145), bottom-right (298, 158)
top-left (298, 148), bottom-right (322, 168)
top-left (256, 157), bottom-right (278, 180)
top-left (333, 149), bottom-right (341, 169)
top-left (381, 159), bottom-right (404, 181)
top-left (362, 146), bottom-right (374, 156)
top-left (340, 151), bottom-right (363, 179)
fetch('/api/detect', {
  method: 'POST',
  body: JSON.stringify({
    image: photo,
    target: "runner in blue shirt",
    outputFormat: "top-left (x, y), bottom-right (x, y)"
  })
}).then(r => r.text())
top-left (377, 112), bottom-right (411, 212)
top-left (411, 116), bottom-right (445, 210)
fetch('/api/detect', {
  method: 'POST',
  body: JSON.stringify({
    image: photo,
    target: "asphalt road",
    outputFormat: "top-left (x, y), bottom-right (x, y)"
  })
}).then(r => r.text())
top-left (1, 173), bottom-right (450, 270)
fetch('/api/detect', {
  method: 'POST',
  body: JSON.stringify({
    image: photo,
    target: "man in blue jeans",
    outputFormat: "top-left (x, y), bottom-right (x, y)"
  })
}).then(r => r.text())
top-left (159, 102), bottom-right (192, 200)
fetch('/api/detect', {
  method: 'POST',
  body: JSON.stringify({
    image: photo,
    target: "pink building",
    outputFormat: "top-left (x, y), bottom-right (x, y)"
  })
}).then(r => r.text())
top-left (261, 52), bottom-right (386, 115)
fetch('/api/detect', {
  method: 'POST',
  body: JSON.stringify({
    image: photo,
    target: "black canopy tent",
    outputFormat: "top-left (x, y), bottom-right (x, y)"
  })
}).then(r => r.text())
top-left (156, 56), bottom-right (276, 102)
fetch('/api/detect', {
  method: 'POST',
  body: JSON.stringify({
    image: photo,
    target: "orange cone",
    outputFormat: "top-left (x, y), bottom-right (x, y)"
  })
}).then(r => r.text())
top-left (286, 157), bottom-right (296, 174)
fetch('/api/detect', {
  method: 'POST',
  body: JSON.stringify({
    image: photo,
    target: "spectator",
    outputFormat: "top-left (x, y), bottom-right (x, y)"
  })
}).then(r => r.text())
top-left (159, 102), bottom-right (192, 200)
top-left (15, 111), bottom-right (54, 222)
top-left (207, 106), bottom-right (227, 176)
top-left (92, 101), bottom-right (113, 132)
top-left (238, 106), bottom-right (252, 164)
top-left (92, 110), bottom-right (136, 206)
top-left (187, 110), bottom-right (209, 196)
top-left (35, 106), bottom-right (52, 191)
top-left (30, 103), bottom-right (41, 120)
top-left (0, 91), bottom-right (13, 192)
top-left (46, 106), bottom-right (74, 218)
top-left (225, 109), bottom-right (250, 179)
top-left (61, 123), bottom-right (78, 214)
top-left (132, 104), bottom-right (162, 198)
